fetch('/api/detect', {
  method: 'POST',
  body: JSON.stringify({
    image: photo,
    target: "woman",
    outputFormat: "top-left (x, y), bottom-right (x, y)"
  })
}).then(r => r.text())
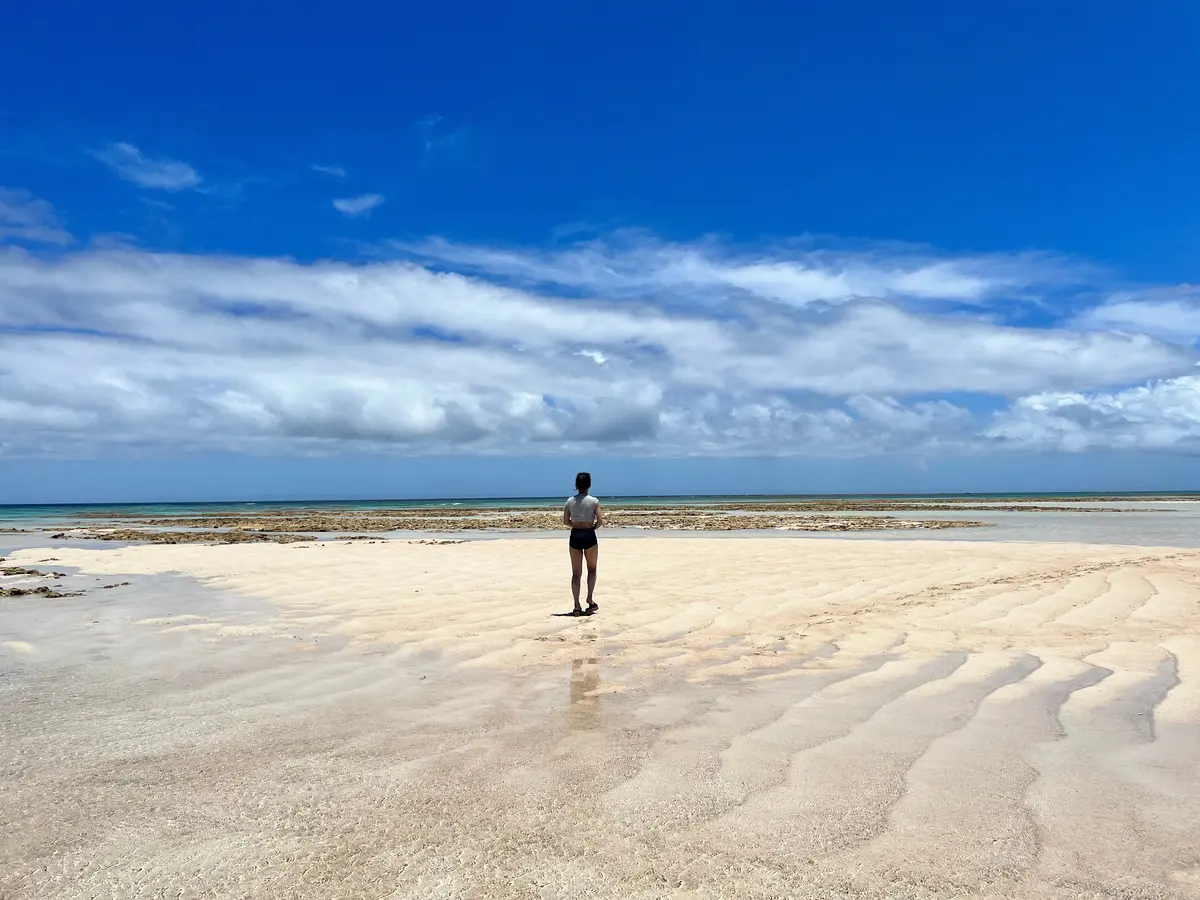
top-left (563, 471), bottom-right (603, 615)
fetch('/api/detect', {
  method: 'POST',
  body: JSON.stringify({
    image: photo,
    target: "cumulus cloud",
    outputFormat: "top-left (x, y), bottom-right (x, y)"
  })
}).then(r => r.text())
top-left (92, 142), bottom-right (202, 191)
top-left (0, 189), bottom-right (72, 246)
top-left (1, 224), bottom-right (1198, 459)
top-left (333, 194), bottom-right (386, 217)
top-left (986, 375), bottom-right (1200, 453)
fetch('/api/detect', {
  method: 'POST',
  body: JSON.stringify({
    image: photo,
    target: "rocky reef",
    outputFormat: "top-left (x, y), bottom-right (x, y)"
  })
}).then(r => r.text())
top-left (42, 504), bottom-right (993, 539)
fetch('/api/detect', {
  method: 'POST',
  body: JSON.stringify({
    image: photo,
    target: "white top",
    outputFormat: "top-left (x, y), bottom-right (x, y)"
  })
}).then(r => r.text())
top-left (565, 493), bottom-right (599, 525)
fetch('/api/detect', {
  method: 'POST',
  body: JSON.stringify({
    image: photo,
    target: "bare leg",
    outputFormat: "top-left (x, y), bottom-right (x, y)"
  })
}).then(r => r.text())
top-left (584, 544), bottom-right (599, 610)
top-left (569, 547), bottom-right (584, 612)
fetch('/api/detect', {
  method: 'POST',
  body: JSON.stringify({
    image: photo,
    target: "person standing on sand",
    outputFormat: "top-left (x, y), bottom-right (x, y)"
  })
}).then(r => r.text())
top-left (564, 472), bottom-right (603, 616)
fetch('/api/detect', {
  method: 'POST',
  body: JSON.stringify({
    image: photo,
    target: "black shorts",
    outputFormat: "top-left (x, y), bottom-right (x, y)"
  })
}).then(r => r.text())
top-left (569, 528), bottom-right (597, 551)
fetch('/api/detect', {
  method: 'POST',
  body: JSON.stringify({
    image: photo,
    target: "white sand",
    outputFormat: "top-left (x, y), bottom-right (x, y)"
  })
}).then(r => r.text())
top-left (2, 537), bottom-right (1199, 898)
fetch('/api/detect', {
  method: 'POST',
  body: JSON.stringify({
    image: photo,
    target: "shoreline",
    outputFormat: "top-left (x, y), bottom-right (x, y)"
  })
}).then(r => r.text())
top-left (9, 496), bottom-right (1200, 558)
top-left (7, 501), bottom-right (1200, 551)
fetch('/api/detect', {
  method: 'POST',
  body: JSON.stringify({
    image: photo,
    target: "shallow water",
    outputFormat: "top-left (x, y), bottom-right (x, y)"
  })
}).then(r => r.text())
top-left (4, 500), bottom-right (1199, 555)
top-left (382, 503), bottom-right (1200, 549)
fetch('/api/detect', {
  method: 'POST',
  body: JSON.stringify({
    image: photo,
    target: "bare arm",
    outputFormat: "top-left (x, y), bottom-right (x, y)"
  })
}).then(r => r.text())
top-left (563, 503), bottom-right (572, 526)
top-left (594, 502), bottom-right (604, 528)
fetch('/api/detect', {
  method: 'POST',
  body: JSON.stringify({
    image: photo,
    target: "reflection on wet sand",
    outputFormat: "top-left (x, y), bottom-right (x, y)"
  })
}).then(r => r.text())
top-left (570, 657), bottom-right (601, 730)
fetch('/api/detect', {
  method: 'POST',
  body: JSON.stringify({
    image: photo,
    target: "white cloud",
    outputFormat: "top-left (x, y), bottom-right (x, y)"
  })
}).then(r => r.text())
top-left (1075, 286), bottom-right (1200, 344)
top-left (396, 234), bottom-right (1086, 310)
top-left (986, 375), bottom-right (1200, 452)
top-left (311, 164), bottom-right (347, 177)
top-left (92, 142), bottom-right (201, 191)
top-left (0, 233), bottom-right (1197, 459)
top-left (333, 194), bottom-right (386, 217)
top-left (0, 189), bottom-right (72, 246)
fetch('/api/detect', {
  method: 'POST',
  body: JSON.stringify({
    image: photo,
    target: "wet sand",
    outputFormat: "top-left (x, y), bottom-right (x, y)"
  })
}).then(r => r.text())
top-left (3, 537), bottom-right (1200, 899)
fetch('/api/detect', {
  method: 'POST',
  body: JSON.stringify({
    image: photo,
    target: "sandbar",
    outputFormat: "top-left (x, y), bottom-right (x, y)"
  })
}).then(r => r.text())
top-left (2, 536), bottom-right (1199, 899)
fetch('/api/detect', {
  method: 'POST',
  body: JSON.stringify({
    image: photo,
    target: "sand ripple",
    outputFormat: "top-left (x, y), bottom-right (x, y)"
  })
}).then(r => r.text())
top-left (2, 538), bottom-right (1199, 898)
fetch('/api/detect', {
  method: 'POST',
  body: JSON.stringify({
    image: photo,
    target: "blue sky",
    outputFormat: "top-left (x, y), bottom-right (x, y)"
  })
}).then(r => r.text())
top-left (2, 0), bottom-right (1200, 502)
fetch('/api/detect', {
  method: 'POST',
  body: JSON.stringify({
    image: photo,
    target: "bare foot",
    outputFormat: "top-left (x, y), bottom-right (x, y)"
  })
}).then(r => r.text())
top-left (585, 602), bottom-right (598, 614)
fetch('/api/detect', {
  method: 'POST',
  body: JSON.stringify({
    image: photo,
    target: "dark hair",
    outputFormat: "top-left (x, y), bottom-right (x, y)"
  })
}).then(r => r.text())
top-left (575, 472), bottom-right (591, 492)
